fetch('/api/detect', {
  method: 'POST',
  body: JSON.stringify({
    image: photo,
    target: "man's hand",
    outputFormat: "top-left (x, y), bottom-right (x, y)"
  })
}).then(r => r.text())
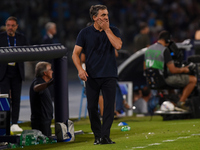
top-left (181, 66), bottom-right (189, 73)
top-left (97, 18), bottom-right (109, 31)
top-left (78, 68), bottom-right (88, 81)
top-left (167, 62), bottom-right (190, 74)
top-left (34, 78), bottom-right (54, 92)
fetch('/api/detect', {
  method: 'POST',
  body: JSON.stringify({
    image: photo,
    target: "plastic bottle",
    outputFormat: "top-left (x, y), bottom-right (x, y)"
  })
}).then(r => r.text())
top-left (121, 126), bottom-right (131, 131)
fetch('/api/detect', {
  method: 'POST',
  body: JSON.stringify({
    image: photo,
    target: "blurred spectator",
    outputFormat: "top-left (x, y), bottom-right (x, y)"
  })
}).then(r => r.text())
top-left (133, 88), bottom-right (142, 104)
top-left (133, 22), bottom-right (150, 53)
top-left (133, 86), bottom-right (151, 114)
top-left (115, 83), bottom-right (131, 117)
top-left (42, 22), bottom-right (59, 44)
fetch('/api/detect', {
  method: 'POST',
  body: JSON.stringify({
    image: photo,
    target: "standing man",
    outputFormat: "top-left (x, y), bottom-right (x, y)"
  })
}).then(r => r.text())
top-left (0, 16), bottom-right (28, 132)
top-left (72, 5), bottom-right (122, 144)
top-left (29, 62), bottom-right (54, 137)
top-left (42, 22), bottom-right (58, 44)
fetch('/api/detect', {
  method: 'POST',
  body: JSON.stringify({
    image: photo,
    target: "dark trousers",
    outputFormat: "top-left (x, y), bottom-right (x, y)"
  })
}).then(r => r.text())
top-left (86, 77), bottom-right (117, 138)
top-left (0, 75), bottom-right (22, 124)
top-left (31, 120), bottom-right (52, 137)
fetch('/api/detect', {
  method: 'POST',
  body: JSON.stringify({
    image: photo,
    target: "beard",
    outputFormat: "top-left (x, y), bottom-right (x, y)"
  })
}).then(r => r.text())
top-left (7, 30), bottom-right (14, 36)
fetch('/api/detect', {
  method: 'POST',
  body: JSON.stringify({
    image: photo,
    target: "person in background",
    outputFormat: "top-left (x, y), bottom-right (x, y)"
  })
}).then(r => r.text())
top-left (114, 83), bottom-right (132, 117)
top-left (42, 22), bottom-right (58, 44)
top-left (72, 4), bottom-right (122, 145)
top-left (0, 16), bottom-right (28, 132)
top-left (144, 30), bottom-right (197, 110)
top-left (132, 88), bottom-right (142, 104)
top-left (29, 62), bottom-right (54, 137)
top-left (133, 22), bottom-right (150, 53)
top-left (133, 86), bottom-right (151, 114)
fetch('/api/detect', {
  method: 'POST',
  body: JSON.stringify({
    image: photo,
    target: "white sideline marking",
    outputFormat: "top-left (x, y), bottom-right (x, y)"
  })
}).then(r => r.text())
top-left (148, 143), bottom-right (161, 146)
top-left (177, 136), bottom-right (191, 139)
top-left (162, 139), bottom-right (176, 142)
top-left (132, 146), bottom-right (146, 149)
top-left (131, 133), bottom-right (199, 149)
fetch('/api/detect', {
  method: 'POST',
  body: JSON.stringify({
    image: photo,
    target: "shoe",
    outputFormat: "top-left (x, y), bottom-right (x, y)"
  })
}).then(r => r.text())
top-left (176, 101), bottom-right (190, 111)
top-left (10, 124), bottom-right (23, 132)
top-left (94, 138), bottom-right (101, 145)
top-left (101, 137), bottom-right (115, 144)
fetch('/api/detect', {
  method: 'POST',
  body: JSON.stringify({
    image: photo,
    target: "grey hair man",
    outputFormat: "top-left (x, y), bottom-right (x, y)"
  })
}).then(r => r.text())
top-left (42, 22), bottom-right (57, 44)
top-left (29, 61), bottom-right (54, 136)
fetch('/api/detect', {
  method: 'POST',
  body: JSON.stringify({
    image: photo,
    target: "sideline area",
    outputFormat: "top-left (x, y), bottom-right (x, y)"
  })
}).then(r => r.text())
top-left (9, 115), bottom-right (200, 150)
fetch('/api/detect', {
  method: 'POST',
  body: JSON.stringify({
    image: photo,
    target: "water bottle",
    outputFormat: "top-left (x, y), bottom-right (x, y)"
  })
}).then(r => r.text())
top-left (121, 126), bottom-right (131, 131)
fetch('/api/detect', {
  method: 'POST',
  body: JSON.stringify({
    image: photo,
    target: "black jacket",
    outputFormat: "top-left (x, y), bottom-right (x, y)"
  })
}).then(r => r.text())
top-left (0, 32), bottom-right (28, 81)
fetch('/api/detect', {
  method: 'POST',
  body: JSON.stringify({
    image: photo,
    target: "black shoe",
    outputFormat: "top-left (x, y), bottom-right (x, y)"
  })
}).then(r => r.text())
top-left (101, 137), bottom-right (115, 144)
top-left (94, 138), bottom-right (101, 145)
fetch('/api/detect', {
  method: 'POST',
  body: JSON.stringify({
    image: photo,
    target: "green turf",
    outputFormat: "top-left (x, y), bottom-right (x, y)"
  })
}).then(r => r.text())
top-left (12, 115), bottom-right (200, 150)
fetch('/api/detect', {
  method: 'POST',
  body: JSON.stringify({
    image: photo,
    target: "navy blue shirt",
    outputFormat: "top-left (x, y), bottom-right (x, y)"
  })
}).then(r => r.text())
top-left (29, 77), bottom-right (53, 121)
top-left (76, 25), bottom-right (121, 78)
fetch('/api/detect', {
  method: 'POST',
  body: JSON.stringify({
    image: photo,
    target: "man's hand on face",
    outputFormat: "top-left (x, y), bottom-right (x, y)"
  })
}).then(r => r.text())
top-left (97, 18), bottom-right (109, 31)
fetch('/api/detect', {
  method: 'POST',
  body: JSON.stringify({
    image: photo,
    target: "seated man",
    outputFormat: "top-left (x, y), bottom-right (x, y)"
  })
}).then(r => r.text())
top-left (133, 86), bottom-right (151, 114)
top-left (144, 30), bottom-right (197, 109)
top-left (29, 61), bottom-right (54, 136)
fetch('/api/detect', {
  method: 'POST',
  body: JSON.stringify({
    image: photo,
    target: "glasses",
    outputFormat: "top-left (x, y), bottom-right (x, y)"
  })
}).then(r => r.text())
top-left (6, 24), bottom-right (17, 28)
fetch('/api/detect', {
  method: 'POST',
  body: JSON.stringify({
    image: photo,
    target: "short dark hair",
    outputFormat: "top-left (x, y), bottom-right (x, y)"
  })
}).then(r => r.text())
top-left (89, 4), bottom-right (107, 22)
top-left (141, 86), bottom-right (151, 97)
top-left (158, 30), bottom-right (171, 43)
top-left (35, 61), bottom-right (51, 78)
top-left (5, 16), bottom-right (18, 24)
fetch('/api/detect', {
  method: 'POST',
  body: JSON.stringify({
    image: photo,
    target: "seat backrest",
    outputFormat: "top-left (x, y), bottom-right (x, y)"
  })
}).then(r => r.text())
top-left (144, 68), bottom-right (167, 89)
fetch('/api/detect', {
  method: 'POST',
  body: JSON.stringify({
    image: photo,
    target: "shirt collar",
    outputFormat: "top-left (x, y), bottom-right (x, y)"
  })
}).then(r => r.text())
top-left (91, 24), bottom-right (104, 32)
top-left (47, 33), bottom-right (53, 39)
top-left (91, 25), bottom-right (98, 32)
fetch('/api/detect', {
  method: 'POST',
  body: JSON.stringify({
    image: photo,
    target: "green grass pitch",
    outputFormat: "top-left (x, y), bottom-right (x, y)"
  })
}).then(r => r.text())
top-left (12, 115), bottom-right (200, 150)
